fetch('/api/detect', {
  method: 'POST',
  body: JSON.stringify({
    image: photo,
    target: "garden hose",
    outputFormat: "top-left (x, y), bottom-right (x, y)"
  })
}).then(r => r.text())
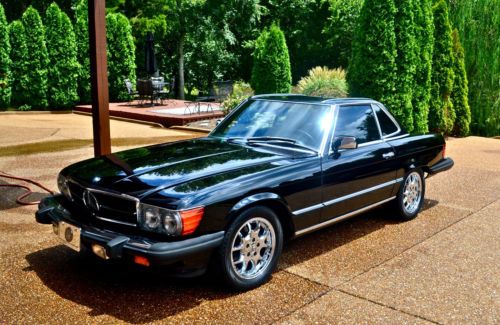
top-left (0, 171), bottom-right (55, 206)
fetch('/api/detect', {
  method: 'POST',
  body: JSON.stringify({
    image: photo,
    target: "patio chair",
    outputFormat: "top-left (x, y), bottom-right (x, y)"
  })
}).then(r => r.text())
top-left (124, 79), bottom-right (139, 104)
top-left (137, 79), bottom-right (155, 106)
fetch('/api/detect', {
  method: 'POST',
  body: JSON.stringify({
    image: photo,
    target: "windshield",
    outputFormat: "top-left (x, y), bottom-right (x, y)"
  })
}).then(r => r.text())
top-left (210, 100), bottom-right (332, 150)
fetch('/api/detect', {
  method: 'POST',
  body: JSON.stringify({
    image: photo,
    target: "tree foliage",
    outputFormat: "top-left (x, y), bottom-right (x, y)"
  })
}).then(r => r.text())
top-left (75, 0), bottom-right (91, 104)
top-left (106, 13), bottom-right (136, 102)
top-left (9, 20), bottom-right (29, 108)
top-left (324, 0), bottom-right (363, 69)
top-left (450, 29), bottom-right (471, 136)
top-left (45, 3), bottom-right (79, 108)
top-left (411, 0), bottom-right (434, 134)
top-left (0, 4), bottom-right (11, 109)
top-left (448, 0), bottom-right (499, 136)
top-left (392, 0), bottom-right (418, 132)
top-left (21, 6), bottom-right (49, 109)
top-left (251, 24), bottom-right (291, 94)
top-left (348, 0), bottom-right (397, 112)
top-left (429, 0), bottom-right (455, 134)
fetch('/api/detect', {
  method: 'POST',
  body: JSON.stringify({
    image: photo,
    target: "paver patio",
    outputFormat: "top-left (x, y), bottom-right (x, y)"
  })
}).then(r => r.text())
top-left (0, 113), bottom-right (498, 324)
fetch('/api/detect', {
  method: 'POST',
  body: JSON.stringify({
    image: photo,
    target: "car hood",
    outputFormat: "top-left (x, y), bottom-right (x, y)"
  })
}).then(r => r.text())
top-left (62, 138), bottom-right (304, 198)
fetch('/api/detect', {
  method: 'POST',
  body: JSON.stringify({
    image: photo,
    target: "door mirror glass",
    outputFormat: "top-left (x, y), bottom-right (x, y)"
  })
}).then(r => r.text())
top-left (332, 136), bottom-right (357, 152)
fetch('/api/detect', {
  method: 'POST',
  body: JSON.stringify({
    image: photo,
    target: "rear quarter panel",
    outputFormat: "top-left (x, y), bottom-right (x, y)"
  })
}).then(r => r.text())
top-left (387, 133), bottom-right (445, 193)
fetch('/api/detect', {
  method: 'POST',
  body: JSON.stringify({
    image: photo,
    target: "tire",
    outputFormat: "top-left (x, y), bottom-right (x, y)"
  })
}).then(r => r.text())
top-left (215, 206), bottom-right (283, 290)
top-left (394, 169), bottom-right (426, 221)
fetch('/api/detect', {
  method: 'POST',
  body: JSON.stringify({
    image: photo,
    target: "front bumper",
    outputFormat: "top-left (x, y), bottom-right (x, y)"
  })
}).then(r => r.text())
top-left (36, 195), bottom-right (224, 269)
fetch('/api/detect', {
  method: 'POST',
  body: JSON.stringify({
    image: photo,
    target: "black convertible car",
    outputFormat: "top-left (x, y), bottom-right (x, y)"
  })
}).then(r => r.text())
top-left (36, 95), bottom-right (453, 289)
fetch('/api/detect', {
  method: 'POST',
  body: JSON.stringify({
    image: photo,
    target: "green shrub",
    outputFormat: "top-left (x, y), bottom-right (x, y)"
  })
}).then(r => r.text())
top-left (348, 0), bottom-right (398, 110)
top-left (106, 13), bottom-right (136, 102)
top-left (450, 29), bottom-right (471, 136)
top-left (411, 0), bottom-right (434, 134)
top-left (9, 20), bottom-right (29, 108)
top-left (296, 66), bottom-right (348, 98)
top-left (221, 82), bottom-right (254, 115)
top-left (45, 3), bottom-right (79, 109)
top-left (393, 0), bottom-right (418, 133)
top-left (75, 0), bottom-right (90, 104)
top-left (21, 6), bottom-right (49, 109)
top-left (429, 0), bottom-right (455, 134)
top-left (0, 4), bottom-right (11, 109)
top-left (18, 104), bottom-right (31, 111)
top-left (251, 24), bottom-right (292, 94)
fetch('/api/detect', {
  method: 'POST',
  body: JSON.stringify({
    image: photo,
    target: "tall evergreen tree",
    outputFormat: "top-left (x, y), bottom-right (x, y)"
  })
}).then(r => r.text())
top-left (0, 4), bottom-right (11, 109)
top-left (412, 0), bottom-right (434, 133)
top-left (429, 0), bottom-right (455, 134)
top-left (106, 13), bottom-right (136, 102)
top-left (450, 29), bottom-right (471, 136)
top-left (251, 24), bottom-right (292, 94)
top-left (75, 0), bottom-right (91, 103)
top-left (347, 0), bottom-right (398, 112)
top-left (393, 0), bottom-right (417, 132)
top-left (45, 3), bottom-right (79, 108)
top-left (21, 6), bottom-right (49, 109)
top-left (9, 21), bottom-right (29, 108)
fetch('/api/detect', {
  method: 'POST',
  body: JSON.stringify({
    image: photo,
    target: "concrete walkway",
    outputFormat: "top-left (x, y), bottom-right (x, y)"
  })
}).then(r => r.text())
top-left (0, 114), bottom-right (498, 324)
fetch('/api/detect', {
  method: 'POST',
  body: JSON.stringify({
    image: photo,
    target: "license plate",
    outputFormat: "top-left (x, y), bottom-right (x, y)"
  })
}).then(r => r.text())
top-left (56, 221), bottom-right (81, 252)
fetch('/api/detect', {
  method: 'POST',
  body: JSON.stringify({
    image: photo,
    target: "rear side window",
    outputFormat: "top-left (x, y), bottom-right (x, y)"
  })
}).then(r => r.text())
top-left (335, 105), bottom-right (380, 144)
top-left (373, 104), bottom-right (399, 136)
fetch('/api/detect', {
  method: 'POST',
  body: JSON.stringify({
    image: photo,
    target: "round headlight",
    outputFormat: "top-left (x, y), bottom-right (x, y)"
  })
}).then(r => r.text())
top-left (163, 211), bottom-right (181, 235)
top-left (144, 208), bottom-right (161, 229)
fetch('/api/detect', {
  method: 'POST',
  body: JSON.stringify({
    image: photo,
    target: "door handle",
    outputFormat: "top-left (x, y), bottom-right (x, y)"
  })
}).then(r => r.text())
top-left (382, 152), bottom-right (395, 159)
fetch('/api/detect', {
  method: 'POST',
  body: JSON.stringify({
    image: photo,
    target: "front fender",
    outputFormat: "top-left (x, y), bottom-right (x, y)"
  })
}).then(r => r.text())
top-left (230, 192), bottom-right (290, 213)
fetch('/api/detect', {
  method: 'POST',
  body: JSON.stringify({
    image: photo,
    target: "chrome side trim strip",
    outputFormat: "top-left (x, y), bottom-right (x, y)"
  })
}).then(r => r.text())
top-left (323, 178), bottom-right (403, 207)
top-left (293, 203), bottom-right (324, 216)
top-left (293, 177), bottom-right (403, 215)
top-left (294, 196), bottom-right (397, 237)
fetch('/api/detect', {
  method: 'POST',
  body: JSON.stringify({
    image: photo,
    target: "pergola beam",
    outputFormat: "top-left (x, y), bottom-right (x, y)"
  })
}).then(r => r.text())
top-left (88, 0), bottom-right (111, 157)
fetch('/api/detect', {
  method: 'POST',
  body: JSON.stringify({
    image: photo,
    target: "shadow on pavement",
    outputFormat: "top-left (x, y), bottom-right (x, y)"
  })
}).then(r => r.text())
top-left (25, 198), bottom-right (439, 323)
top-left (0, 179), bottom-right (49, 211)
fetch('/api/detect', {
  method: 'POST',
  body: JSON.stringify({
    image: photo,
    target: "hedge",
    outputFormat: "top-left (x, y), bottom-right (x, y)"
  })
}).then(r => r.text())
top-left (75, 0), bottom-right (91, 104)
top-left (0, 4), bottom-right (11, 109)
top-left (45, 3), bottom-right (79, 108)
top-left (429, 0), bottom-right (455, 134)
top-left (106, 13), bottom-right (136, 102)
top-left (21, 6), bottom-right (49, 109)
top-left (411, 0), bottom-right (434, 134)
top-left (348, 0), bottom-right (398, 113)
top-left (251, 24), bottom-right (292, 94)
top-left (8, 20), bottom-right (28, 108)
top-left (450, 29), bottom-right (471, 136)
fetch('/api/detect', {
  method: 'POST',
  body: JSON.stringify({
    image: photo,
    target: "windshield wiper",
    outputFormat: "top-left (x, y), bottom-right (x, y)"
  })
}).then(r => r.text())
top-left (246, 137), bottom-right (318, 153)
top-left (246, 136), bottom-right (297, 144)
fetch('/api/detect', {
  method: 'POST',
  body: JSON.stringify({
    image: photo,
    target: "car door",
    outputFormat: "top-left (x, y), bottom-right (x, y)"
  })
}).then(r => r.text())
top-left (321, 104), bottom-right (398, 221)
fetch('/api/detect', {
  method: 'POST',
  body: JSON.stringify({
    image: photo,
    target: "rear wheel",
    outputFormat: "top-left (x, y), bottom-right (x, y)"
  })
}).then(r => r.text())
top-left (216, 206), bottom-right (283, 290)
top-left (394, 169), bottom-right (425, 221)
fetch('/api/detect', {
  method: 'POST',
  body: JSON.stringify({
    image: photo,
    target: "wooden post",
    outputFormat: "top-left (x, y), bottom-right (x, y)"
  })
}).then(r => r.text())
top-left (88, 0), bottom-right (111, 157)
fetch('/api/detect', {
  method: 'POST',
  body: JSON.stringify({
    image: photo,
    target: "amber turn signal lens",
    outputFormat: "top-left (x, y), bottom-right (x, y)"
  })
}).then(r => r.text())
top-left (134, 255), bottom-right (150, 267)
top-left (180, 207), bottom-right (205, 235)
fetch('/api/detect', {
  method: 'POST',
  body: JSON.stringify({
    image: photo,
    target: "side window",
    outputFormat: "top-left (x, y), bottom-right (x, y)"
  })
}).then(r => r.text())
top-left (335, 105), bottom-right (380, 144)
top-left (373, 104), bottom-right (399, 136)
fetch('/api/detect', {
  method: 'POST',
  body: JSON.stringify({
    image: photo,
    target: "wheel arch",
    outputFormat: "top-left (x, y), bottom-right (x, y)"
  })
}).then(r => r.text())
top-left (228, 193), bottom-right (295, 241)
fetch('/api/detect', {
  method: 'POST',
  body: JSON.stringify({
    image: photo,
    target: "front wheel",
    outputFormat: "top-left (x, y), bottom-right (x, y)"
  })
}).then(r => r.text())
top-left (216, 206), bottom-right (283, 290)
top-left (394, 169), bottom-right (425, 221)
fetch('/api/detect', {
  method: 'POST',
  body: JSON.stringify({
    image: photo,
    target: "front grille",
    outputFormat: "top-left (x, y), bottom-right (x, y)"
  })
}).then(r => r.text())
top-left (67, 181), bottom-right (138, 226)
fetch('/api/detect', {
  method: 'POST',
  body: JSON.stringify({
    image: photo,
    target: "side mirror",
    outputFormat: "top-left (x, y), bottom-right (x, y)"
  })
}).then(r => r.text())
top-left (332, 136), bottom-right (357, 153)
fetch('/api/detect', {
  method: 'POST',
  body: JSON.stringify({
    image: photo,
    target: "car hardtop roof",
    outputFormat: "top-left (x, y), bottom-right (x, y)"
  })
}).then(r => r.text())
top-left (250, 94), bottom-right (378, 105)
